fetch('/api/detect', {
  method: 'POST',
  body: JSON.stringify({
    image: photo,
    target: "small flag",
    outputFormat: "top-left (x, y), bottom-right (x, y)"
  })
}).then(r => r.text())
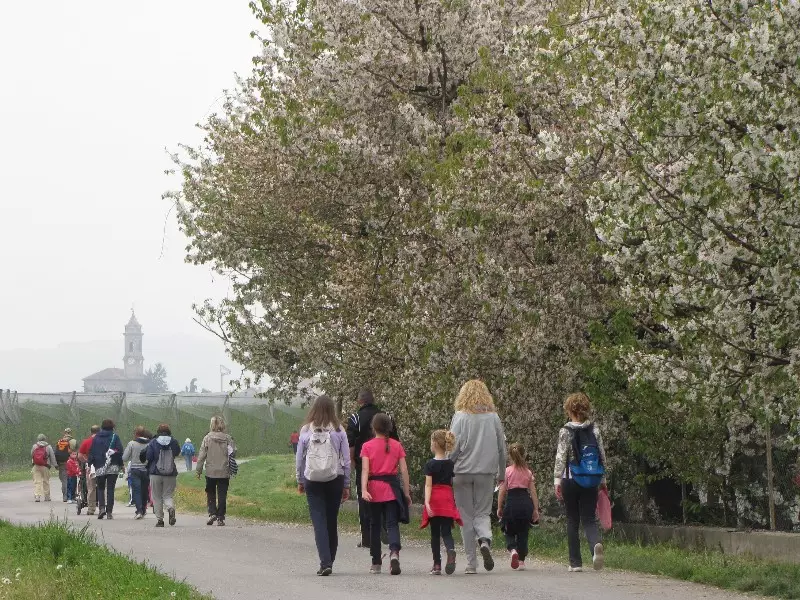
top-left (220, 365), bottom-right (231, 376)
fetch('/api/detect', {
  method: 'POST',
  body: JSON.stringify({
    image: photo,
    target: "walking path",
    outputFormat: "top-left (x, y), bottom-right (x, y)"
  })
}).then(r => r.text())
top-left (0, 480), bottom-right (758, 600)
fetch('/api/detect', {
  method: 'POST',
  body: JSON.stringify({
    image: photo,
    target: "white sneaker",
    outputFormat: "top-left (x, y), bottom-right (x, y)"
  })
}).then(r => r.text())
top-left (593, 543), bottom-right (604, 571)
top-left (518, 561), bottom-right (526, 571)
top-left (568, 566), bottom-right (583, 572)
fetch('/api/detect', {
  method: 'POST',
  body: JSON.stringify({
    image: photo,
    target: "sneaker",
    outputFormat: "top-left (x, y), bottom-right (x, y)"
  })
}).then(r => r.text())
top-left (510, 549), bottom-right (520, 570)
top-left (155, 519), bottom-right (165, 528)
top-left (168, 507), bottom-right (176, 526)
top-left (318, 567), bottom-right (332, 576)
top-left (207, 515), bottom-right (218, 526)
top-left (430, 564), bottom-right (442, 576)
top-left (106, 514), bottom-right (113, 520)
top-left (63, 498), bottom-right (68, 503)
top-left (217, 519), bottom-right (226, 527)
top-left (480, 542), bottom-right (494, 572)
top-left (369, 564), bottom-right (381, 574)
top-left (465, 566), bottom-right (477, 575)
top-left (518, 561), bottom-right (526, 571)
top-left (445, 550), bottom-right (456, 575)
top-left (390, 552), bottom-right (401, 575)
top-left (34, 496), bottom-right (41, 503)
top-left (97, 511), bottom-right (106, 520)
top-left (568, 566), bottom-right (583, 572)
top-left (44, 497), bottom-right (51, 502)
top-left (593, 543), bottom-right (604, 571)
top-left (86, 509), bottom-right (95, 516)
top-left (134, 513), bottom-right (143, 520)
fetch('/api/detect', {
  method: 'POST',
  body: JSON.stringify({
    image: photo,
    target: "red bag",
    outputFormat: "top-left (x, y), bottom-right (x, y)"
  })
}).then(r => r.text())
top-left (597, 488), bottom-right (612, 531)
top-left (32, 446), bottom-right (49, 467)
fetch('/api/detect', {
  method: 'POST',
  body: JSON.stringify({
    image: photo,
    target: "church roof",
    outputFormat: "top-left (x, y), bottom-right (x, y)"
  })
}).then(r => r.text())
top-left (126, 310), bottom-right (142, 330)
top-left (83, 368), bottom-right (127, 381)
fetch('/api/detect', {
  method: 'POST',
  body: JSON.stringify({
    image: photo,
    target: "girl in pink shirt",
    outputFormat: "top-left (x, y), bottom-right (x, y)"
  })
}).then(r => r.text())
top-left (497, 443), bottom-right (540, 571)
top-left (360, 413), bottom-right (411, 575)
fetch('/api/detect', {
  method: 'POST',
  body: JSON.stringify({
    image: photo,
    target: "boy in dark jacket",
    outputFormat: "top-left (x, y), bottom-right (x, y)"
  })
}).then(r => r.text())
top-left (87, 419), bottom-right (124, 519)
top-left (145, 423), bottom-right (181, 527)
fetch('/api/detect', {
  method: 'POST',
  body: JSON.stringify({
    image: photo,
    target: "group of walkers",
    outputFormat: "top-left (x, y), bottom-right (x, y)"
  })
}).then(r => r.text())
top-left (296, 380), bottom-right (607, 577)
top-left (30, 416), bottom-right (237, 528)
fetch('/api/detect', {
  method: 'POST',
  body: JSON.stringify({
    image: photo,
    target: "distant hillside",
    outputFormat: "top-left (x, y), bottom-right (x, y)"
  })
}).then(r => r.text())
top-left (0, 334), bottom-right (253, 393)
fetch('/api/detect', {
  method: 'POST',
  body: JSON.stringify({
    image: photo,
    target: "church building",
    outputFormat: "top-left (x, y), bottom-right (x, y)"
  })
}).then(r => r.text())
top-left (83, 311), bottom-right (146, 393)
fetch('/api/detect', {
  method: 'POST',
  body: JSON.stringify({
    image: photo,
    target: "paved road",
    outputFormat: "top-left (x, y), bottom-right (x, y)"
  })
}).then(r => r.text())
top-left (0, 480), bottom-right (757, 600)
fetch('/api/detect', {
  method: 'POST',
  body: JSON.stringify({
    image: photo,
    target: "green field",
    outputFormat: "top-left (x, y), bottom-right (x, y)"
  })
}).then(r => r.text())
top-left (174, 455), bottom-right (800, 599)
top-left (0, 400), bottom-right (304, 469)
top-left (0, 519), bottom-right (209, 599)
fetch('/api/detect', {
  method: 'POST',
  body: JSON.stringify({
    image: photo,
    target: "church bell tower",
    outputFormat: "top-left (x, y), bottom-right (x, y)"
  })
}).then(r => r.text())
top-left (123, 310), bottom-right (144, 379)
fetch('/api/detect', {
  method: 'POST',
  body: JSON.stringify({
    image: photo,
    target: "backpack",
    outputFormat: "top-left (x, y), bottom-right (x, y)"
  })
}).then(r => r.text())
top-left (568, 426), bottom-right (605, 488)
top-left (32, 445), bottom-right (49, 466)
top-left (350, 405), bottom-right (398, 457)
top-left (155, 444), bottom-right (176, 476)
top-left (304, 426), bottom-right (340, 482)
top-left (54, 438), bottom-right (71, 464)
top-left (182, 443), bottom-right (194, 456)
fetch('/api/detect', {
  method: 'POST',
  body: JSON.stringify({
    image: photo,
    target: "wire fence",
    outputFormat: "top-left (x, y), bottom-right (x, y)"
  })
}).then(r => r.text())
top-left (0, 389), bottom-right (304, 468)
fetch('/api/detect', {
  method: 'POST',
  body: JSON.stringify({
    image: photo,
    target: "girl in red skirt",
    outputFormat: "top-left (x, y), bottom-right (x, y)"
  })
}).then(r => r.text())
top-left (421, 429), bottom-right (462, 575)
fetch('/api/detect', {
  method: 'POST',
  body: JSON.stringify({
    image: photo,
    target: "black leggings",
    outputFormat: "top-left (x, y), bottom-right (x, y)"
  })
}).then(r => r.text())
top-left (96, 474), bottom-right (118, 514)
top-left (430, 517), bottom-right (455, 564)
top-left (504, 519), bottom-right (531, 561)
top-left (562, 479), bottom-right (601, 568)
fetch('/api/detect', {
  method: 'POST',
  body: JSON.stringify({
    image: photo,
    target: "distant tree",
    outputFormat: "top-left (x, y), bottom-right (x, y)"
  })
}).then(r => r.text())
top-left (201, 388), bottom-right (211, 394)
top-left (189, 378), bottom-right (198, 393)
top-left (143, 363), bottom-right (170, 394)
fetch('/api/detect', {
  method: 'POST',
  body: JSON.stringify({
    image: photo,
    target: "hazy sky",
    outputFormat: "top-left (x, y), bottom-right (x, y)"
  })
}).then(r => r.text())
top-left (0, 2), bottom-right (261, 388)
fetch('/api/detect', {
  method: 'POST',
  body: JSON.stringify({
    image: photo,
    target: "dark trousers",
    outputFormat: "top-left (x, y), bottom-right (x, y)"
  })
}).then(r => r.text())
top-left (130, 469), bottom-right (150, 516)
top-left (66, 476), bottom-right (77, 501)
top-left (430, 516), bottom-right (455, 565)
top-left (504, 519), bottom-right (531, 561)
top-left (355, 463), bottom-right (370, 543)
top-left (562, 479), bottom-right (601, 568)
top-left (96, 474), bottom-right (118, 514)
top-left (369, 501), bottom-right (400, 564)
top-left (292, 443), bottom-right (298, 454)
top-left (305, 476), bottom-right (344, 569)
top-left (205, 476), bottom-right (230, 519)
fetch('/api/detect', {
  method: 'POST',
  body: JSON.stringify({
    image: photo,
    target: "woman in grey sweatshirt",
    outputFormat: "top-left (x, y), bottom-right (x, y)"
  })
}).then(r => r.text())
top-left (449, 380), bottom-right (507, 575)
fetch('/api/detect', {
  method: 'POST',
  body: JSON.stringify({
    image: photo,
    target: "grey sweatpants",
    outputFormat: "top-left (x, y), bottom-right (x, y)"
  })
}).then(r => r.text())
top-left (150, 475), bottom-right (177, 520)
top-left (453, 473), bottom-right (495, 569)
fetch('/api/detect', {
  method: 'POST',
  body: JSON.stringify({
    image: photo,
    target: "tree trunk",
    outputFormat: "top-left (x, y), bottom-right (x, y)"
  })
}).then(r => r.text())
top-left (766, 423), bottom-right (777, 531)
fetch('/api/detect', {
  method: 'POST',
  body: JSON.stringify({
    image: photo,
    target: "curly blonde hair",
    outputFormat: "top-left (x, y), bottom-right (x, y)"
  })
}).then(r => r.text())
top-left (454, 380), bottom-right (496, 413)
top-left (564, 392), bottom-right (592, 422)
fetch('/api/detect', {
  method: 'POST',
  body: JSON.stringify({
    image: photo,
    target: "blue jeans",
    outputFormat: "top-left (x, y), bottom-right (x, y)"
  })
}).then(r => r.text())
top-left (66, 476), bottom-right (77, 501)
top-left (130, 469), bottom-right (150, 516)
top-left (370, 500), bottom-right (400, 564)
top-left (305, 476), bottom-right (345, 569)
top-left (96, 474), bottom-right (118, 514)
top-left (184, 456), bottom-right (193, 472)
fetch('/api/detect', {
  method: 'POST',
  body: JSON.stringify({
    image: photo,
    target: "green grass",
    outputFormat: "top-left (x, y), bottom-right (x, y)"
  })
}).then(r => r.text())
top-left (0, 468), bottom-right (33, 483)
top-left (0, 519), bottom-right (210, 599)
top-left (175, 455), bottom-right (800, 599)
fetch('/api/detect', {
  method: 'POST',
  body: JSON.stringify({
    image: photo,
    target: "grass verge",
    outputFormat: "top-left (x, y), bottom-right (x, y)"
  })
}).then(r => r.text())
top-left (0, 468), bottom-right (33, 483)
top-left (0, 519), bottom-right (210, 599)
top-left (175, 455), bottom-right (800, 599)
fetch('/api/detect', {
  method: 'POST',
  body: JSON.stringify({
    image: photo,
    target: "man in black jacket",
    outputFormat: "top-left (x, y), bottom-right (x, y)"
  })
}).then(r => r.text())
top-left (347, 388), bottom-right (399, 548)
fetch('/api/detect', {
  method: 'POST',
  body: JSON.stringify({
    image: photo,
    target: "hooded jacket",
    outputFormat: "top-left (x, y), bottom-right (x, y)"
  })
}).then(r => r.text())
top-left (145, 435), bottom-right (181, 476)
top-left (88, 429), bottom-right (124, 470)
top-left (553, 421), bottom-right (607, 488)
top-left (122, 437), bottom-right (151, 471)
top-left (196, 432), bottom-right (237, 479)
top-left (31, 442), bottom-right (57, 468)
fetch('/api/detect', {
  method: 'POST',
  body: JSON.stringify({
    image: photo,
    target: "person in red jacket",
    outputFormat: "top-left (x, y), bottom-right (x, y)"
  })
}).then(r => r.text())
top-left (290, 431), bottom-right (300, 455)
top-left (77, 425), bottom-right (100, 514)
top-left (65, 452), bottom-right (81, 503)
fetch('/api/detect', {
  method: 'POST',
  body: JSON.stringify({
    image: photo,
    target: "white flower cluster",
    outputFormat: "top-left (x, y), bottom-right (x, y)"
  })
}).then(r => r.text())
top-left (172, 0), bottom-right (800, 525)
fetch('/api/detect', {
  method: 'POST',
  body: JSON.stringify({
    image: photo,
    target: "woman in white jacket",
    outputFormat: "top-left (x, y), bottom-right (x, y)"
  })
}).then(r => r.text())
top-left (449, 380), bottom-right (507, 575)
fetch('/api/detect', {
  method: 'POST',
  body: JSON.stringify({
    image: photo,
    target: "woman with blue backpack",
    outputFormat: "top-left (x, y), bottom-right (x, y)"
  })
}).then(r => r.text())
top-left (296, 395), bottom-right (351, 577)
top-left (181, 438), bottom-right (195, 472)
top-left (553, 392), bottom-right (607, 573)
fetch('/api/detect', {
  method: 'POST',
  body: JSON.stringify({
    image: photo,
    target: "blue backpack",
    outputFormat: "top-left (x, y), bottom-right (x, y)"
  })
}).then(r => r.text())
top-left (568, 426), bottom-right (605, 488)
